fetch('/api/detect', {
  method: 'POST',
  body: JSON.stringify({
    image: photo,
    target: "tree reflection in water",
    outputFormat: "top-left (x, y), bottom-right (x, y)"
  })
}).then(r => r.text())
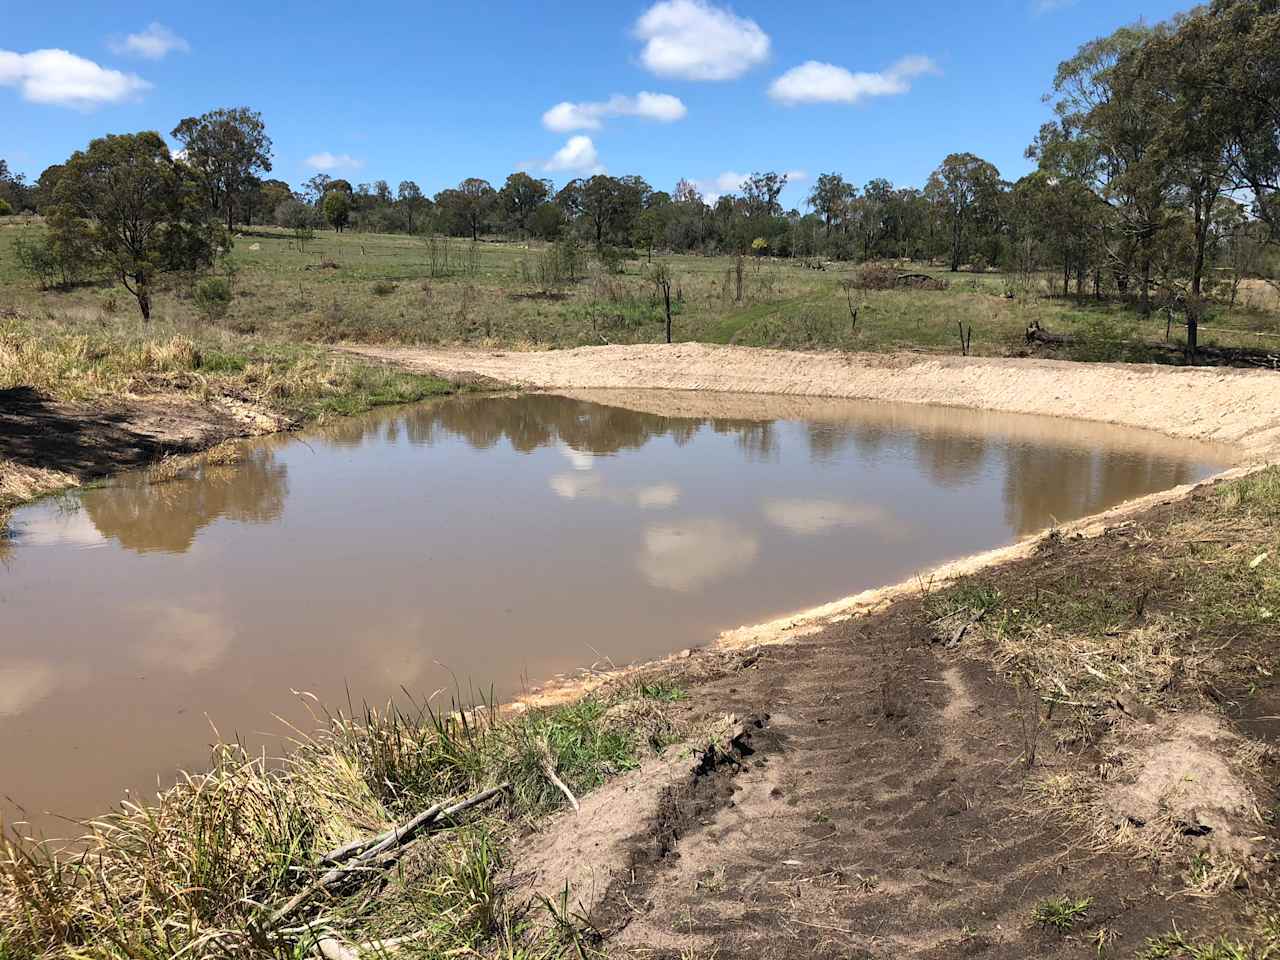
top-left (83, 449), bottom-right (289, 554)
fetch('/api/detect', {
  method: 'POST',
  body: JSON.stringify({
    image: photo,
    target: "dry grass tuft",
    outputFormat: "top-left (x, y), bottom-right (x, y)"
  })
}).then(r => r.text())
top-left (0, 683), bottom-right (686, 959)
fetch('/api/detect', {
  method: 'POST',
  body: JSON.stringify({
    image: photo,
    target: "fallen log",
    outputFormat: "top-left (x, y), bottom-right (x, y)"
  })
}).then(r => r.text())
top-left (272, 783), bottom-right (510, 924)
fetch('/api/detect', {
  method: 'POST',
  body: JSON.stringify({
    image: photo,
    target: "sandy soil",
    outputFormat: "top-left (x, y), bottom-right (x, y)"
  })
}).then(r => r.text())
top-left (507, 490), bottom-right (1279, 958)
top-left (345, 344), bottom-right (1280, 458)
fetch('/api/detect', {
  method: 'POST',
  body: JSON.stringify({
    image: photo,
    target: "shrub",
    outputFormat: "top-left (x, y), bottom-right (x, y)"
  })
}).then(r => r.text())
top-left (371, 280), bottom-right (397, 296)
top-left (598, 245), bottom-right (625, 275)
top-left (848, 263), bottom-right (900, 290)
top-left (193, 276), bottom-right (233, 321)
top-left (0, 198), bottom-right (11, 216)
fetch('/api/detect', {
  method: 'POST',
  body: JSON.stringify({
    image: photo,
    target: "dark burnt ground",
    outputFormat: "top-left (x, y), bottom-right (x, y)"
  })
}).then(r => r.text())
top-left (588, 476), bottom-right (1280, 959)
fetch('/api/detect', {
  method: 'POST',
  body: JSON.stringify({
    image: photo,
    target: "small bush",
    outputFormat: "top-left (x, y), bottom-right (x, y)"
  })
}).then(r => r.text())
top-left (849, 263), bottom-right (900, 290)
top-left (598, 245), bottom-right (625, 275)
top-left (193, 276), bottom-right (232, 321)
top-left (371, 280), bottom-right (397, 296)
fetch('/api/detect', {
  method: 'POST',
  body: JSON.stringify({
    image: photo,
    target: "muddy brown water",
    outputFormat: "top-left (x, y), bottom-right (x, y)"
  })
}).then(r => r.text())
top-left (0, 392), bottom-right (1235, 832)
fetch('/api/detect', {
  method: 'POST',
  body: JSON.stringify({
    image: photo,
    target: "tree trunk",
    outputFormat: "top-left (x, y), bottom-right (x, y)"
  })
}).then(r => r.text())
top-left (1140, 255), bottom-right (1152, 315)
top-left (663, 284), bottom-right (672, 343)
top-left (136, 277), bottom-right (151, 322)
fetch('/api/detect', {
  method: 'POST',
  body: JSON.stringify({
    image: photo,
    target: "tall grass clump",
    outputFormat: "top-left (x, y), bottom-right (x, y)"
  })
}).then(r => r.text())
top-left (0, 683), bottom-right (685, 959)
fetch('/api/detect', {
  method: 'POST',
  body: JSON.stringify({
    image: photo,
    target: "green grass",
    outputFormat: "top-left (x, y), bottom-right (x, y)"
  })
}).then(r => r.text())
top-left (4, 221), bottom-right (1276, 360)
top-left (0, 681), bottom-right (689, 959)
top-left (1138, 932), bottom-right (1260, 960)
top-left (1032, 895), bottom-right (1093, 931)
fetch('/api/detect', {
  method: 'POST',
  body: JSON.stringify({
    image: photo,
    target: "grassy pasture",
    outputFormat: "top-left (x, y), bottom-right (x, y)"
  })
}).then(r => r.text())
top-left (4, 220), bottom-right (1278, 364)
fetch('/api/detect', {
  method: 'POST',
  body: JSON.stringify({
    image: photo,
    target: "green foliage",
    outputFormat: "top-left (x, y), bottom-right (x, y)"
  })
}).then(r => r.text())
top-left (192, 276), bottom-right (232, 321)
top-left (1031, 895), bottom-right (1092, 931)
top-left (49, 131), bottom-right (223, 319)
top-left (322, 190), bottom-right (351, 232)
top-left (0, 198), bottom-right (11, 216)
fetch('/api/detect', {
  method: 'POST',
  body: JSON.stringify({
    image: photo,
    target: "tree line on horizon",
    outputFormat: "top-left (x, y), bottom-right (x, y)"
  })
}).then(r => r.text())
top-left (1, 0), bottom-right (1276, 338)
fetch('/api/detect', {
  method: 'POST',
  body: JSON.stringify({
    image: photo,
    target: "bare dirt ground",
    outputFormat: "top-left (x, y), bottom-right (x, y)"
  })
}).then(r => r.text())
top-left (509, 485), bottom-right (1280, 958)
top-left (344, 344), bottom-right (1280, 458)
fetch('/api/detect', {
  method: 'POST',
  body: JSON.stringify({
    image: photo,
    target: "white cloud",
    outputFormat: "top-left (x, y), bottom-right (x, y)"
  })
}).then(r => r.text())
top-left (543, 92), bottom-right (687, 132)
top-left (110, 23), bottom-right (190, 60)
top-left (130, 603), bottom-right (234, 675)
top-left (637, 519), bottom-right (759, 592)
top-left (762, 499), bottom-right (899, 536)
top-left (549, 473), bottom-right (680, 509)
top-left (544, 135), bottom-right (603, 174)
top-left (694, 169), bottom-right (806, 204)
top-left (0, 660), bottom-right (59, 718)
top-left (768, 55), bottom-right (940, 106)
top-left (305, 151), bottom-right (364, 172)
top-left (0, 49), bottom-right (149, 108)
top-left (634, 0), bottom-right (770, 81)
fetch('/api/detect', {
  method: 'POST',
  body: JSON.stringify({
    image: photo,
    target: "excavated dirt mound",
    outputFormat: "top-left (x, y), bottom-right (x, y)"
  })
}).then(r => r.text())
top-left (342, 344), bottom-right (1280, 458)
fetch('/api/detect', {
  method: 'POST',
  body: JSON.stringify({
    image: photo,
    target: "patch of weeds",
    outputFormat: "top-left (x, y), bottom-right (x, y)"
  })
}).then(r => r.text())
top-left (1032, 895), bottom-right (1093, 932)
top-left (1138, 932), bottom-right (1256, 959)
top-left (1216, 467), bottom-right (1280, 521)
top-left (197, 350), bottom-right (248, 373)
top-left (925, 580), bottom-right (1004, 622)
top-left (633, 679), bottom-right (688, 703)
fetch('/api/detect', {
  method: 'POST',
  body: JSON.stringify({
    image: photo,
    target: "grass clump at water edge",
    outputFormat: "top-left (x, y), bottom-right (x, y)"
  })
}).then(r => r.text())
top-left (0, 682), bottom-right (689, 959)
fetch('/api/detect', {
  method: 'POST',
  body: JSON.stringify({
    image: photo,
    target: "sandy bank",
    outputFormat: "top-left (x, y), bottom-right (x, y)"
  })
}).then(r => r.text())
top-left (345, 343), bottom-right (1280, 458)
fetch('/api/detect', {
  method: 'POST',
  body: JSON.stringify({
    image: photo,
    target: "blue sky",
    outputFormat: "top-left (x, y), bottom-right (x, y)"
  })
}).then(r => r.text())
top-left (3, 0), bottom-right (1190, 208)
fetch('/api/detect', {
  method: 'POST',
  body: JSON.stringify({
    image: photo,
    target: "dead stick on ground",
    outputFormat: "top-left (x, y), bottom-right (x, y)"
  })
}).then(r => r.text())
top-left (539, 741), bottom-right (580, 813)
top-left (314, 929), bottom-right (433, 960)
top-left (272, 783), bottom-right (510, 924)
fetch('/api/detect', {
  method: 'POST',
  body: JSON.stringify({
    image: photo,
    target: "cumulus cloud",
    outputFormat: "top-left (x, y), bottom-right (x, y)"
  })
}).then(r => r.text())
top-left (637, 519), bottom-right (759, 592)
top-left (768, 55), bottom-right (940, 106)
top-left (0, 660), bottom-right (60, 718)
top-left (762, 499), bottom-right (902, 537)
top-left (544, 135), bottom-right (603, 174)
top-left (549, 473), bottom-right (680, 509)
top-left (543, 92), bottom-right (687, 132)
top-left (109, 23), bottom-right (190, 59)
top-left (693, 169), bottom-right (807, 204)
top-left (634, 0), bottom-right (770, 81)
top-left (0, 48), bottom-right (149, 108)
top-left (130, 603), bottom-right (234, 675)
top-left (305, 151), bottom-right (364, 171)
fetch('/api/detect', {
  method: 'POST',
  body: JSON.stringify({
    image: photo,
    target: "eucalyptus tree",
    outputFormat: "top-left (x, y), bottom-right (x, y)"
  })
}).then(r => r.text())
top-left (925, 153), bottom-right (1003, 271)
top-left (1031, 23), bottom-right (1180, 312)
top-left (50, 132), bottom-right (221, 320)
top-left (171, 107), bottom-right (272, 231)
top-left (807, 173), bottom-right (855, 236)
top-left (498, 172), bottom-right (551, 237)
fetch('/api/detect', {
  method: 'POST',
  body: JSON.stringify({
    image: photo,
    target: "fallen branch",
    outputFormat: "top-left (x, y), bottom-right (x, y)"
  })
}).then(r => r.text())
top-left (314, 929), bottom-right (432, 960)
top-left (539, 745), bottom-right (580, 813)
top-left (272, 783), bottom-right (510, 924)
